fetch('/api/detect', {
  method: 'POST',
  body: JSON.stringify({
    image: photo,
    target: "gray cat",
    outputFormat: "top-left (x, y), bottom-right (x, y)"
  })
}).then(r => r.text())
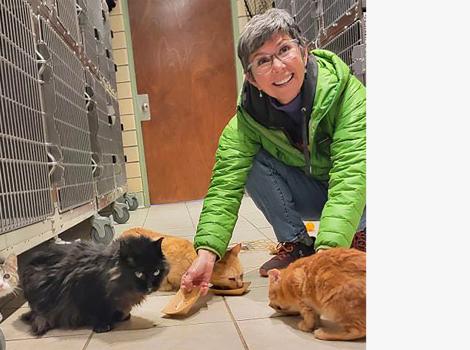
top-left (0, 254), bottom-right (19, 321)
top-left (0, 254), bottom-right (18, 350)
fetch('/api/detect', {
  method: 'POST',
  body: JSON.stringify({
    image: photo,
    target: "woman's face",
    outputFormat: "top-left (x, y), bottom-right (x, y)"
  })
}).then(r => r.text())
top-left (246, 33), bottom-right (307, 105)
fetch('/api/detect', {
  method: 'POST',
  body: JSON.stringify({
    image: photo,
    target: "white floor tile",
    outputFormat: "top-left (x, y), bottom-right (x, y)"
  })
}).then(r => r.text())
top-left (87, 322), bottom-right (245, 350)
top-left (5, 335), bottom-right (90, 350)
top-left (242, 268), bottom-right (269, 288)
top-left (224, 285), bottom-right (277, 321)
top-left (238, 196), bottom-right (271, 229)
top-left (238, 317), bottom-right (366, 350)
top-left (238, 250), bottom-right (271, 270)
top-left (112, 293), bottom-right (232, 331)
top-left (230, 227), bottom-right (267, 244)
top-left (1, 308), bottom-right (92, 341)
top-left (3, 198), bottom-right (351, 350)
top-left (141, 226), bottom-right (196, 238)
top-left (258, 227), bottom-right (278, 242)
top-left (113, 223), bottom-right (141, 237)
top-left (144, 204), bottom-right (194, 229)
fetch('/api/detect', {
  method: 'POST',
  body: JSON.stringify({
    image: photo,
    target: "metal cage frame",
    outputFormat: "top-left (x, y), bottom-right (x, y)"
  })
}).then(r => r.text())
top-left (274, 0), bottom-right (366, 83)
top-left (1, 0), bottom-right (127, 256)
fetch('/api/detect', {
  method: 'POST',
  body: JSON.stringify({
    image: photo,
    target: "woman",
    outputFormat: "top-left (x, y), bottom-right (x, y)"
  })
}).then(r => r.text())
top-left (182, 8), bottom-right (366, 295)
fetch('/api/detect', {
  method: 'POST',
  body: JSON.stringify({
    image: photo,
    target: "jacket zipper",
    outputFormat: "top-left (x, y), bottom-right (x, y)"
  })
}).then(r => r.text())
top-left (301, 107), bottom-right (311, 176)
top-left (239, 105), bottom-right (313, 175)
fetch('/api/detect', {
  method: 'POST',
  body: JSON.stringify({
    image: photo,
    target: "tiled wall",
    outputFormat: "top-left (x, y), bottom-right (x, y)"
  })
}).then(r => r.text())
top-left (109, 0), bottom-right (145, 206)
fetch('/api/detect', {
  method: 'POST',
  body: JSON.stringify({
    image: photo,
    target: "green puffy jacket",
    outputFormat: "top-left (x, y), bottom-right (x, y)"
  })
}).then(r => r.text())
top-left (194, 49), bottom-right (366, 259)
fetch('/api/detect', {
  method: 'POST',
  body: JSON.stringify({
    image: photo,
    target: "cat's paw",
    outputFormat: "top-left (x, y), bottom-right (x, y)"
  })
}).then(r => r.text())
top-left (93, 324), bottom-right (112, 333)
top-left (31, 317), bottom-right (51, 336)
top-left (297, 320), bottom-right (314, 332)
top-left (158, 283), bottom-right (175, 292)
top-left (31, 326), bottom-right (49, 336)
top-left (112, 311), bottom-right (131, 322)
top-left (313, 328), bottom-right (329, 340)
top-left (20, 310), bottom-right (35, 323)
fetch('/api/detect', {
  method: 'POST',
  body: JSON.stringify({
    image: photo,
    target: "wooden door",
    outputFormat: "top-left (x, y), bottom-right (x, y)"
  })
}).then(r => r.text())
top-left (128, 0), bottom-right (237, 203)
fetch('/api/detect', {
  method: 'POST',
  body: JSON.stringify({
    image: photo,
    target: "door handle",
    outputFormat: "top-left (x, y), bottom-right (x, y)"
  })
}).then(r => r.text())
top-left (137, 94), bottom-right (151, 121)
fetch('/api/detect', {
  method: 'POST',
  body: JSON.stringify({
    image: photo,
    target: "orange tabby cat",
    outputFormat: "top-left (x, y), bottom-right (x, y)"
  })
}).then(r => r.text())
top-left (120, 227), bottom-right (243, 291)
top-left (268, 248), bottom-right (366, 341)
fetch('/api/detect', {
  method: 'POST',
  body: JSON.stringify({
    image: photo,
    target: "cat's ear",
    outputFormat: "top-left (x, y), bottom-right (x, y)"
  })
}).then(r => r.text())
top-left (268, 269), bottom-right (281, 284)
top-left (230, 243), bottom-right (242, 256)
top-left (5, 254), bottom-right (17, 270)
top-left (119, 239), bottom-right (128, 255)
top-left (119, 239), bottom-right (134, 265)
top-left (153, 238), bottom-right (164, 255)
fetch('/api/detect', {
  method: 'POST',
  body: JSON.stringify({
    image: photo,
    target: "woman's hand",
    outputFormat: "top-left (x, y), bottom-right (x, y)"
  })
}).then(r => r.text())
top-left (180, 249), bottom-right (217, 296)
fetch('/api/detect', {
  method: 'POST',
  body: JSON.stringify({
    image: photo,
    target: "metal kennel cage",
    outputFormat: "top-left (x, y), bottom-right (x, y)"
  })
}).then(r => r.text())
top-left (0, 0), bottom-right (54, 235)
top-left (1, 0), bottom-right (129, 256)
top-left (39, 18), bottom-right (95, 212)
top-left (274, 0), bottom-right (366, 84)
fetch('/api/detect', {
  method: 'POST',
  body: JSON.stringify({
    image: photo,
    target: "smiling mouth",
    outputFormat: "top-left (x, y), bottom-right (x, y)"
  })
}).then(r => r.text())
top-left (273, 73), bottom-right (294, 87)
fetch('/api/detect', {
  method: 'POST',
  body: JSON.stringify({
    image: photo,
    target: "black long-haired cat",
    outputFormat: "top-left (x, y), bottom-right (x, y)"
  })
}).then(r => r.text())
top-left (20, 236), bottom-right (168, 335)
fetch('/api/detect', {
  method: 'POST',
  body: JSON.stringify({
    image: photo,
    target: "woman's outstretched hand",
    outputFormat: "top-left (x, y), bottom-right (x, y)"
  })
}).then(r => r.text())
top-left (180, 249), bottom-right (216, 296)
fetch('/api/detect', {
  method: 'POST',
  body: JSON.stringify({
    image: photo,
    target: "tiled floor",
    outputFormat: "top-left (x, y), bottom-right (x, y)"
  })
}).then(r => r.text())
top-left (0, 196), bottom-right (365, 350)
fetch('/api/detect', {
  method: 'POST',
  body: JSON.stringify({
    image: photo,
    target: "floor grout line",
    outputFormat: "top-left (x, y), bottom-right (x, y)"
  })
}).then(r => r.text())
top-left (141, 206), bottom-right (151, 227)
top-left (240, 215), bottom-right (275, 241)
top-left (118, 320), bottom-right (234, 330)
top-left (253, 228), bottom-right (276, 243)
top-left (5, 320), bottom-right (242, 343)
top-left (236, 315), bottom-right (287, 322)
top-left (223, 297), bottom-right (250, 350)
top-left (5, 333), bottom-right (91, 342)
top-left (184, 200), bottom-right (197, 230)
top-left (245, 284), bottom-right (269, 290)
top-left (81, 331), bottom-right (94, 350)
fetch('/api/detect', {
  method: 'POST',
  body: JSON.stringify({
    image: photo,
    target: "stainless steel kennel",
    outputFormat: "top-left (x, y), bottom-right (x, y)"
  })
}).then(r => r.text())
top-left (1, 0), bottom-right (131, 257)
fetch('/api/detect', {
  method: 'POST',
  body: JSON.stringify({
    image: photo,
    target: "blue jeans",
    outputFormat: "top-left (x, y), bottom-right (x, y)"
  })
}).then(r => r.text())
top-left (245, 149), bottom-right (366, 243)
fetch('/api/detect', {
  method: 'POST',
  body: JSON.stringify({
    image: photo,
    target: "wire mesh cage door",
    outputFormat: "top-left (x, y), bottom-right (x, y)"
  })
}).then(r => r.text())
top-left (322, 20), bottom-right (362, 67)
top-left (292, 0), bottom-right (322, 46)
top-left (91, 77), bottom-right (116, 199)
top-left (322, 0), bottom-right (359, 32)
top-left (107, 94), bottom-right (126, 189)
top-left (244, 0), bottom-right (273, 18)
top-left (274, 0), bottom-right (293, 14)
top-left (55, 0), bottom-right (82, 45)
top-left (0, 0), bottom-right (54, 234)
top-left (274, 0), bottom-right (366, 83)
top-left (39, 18), bottom-right (95, 213)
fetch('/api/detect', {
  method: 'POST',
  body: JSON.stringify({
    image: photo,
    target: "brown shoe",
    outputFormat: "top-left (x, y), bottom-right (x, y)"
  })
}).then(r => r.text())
top-left (351, 228), bottom-right (366, 252)
top-left (259, 241), bottom-right (315, 277)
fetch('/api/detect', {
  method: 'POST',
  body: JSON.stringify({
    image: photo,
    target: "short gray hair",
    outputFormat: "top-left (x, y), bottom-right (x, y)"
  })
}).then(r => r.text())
top-left (237, 8), bottom-right (308, 73)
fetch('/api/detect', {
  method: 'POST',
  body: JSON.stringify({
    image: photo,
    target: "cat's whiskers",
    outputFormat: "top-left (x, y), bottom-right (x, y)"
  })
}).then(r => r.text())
top-left (108, 265), bottom-right (121, 282)
top-left (12, 286), bottom-right (22, 296)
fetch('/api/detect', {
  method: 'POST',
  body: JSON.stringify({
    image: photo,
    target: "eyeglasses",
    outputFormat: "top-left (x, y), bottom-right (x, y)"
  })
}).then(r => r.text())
top-left (247, 39), bottom-right (301, 76)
